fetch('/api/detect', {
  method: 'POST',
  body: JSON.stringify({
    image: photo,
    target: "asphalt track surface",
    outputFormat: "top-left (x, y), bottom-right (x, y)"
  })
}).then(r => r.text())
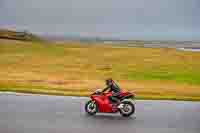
top-left (0, 93), bottom-right (200, 133)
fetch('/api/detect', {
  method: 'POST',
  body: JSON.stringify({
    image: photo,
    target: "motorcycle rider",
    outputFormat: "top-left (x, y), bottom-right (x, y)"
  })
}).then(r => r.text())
top-left (102, 78), bottom-right (124, 109)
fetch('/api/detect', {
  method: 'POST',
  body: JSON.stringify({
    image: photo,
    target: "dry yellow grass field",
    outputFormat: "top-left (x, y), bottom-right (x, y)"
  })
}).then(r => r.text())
top-left (0, 39), bottom-right (200, 101)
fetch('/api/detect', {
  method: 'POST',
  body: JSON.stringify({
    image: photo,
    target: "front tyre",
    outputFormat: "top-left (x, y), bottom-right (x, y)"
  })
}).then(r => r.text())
top-left (85, 100), bottom-right (98, 115)
top-left (119, 101), bottom-right (135, 117)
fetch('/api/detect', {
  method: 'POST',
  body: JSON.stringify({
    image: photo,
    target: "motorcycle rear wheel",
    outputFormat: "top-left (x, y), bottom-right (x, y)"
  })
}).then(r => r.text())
top-left (119, 101), bottom-right (135, 117)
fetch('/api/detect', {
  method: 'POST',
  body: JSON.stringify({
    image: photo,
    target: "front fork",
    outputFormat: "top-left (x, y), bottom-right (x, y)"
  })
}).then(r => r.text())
top-left (90, 100), bottom-right (96, 108)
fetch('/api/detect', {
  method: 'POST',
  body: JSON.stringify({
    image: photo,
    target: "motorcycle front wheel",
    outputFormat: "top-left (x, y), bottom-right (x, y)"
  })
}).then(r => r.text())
top-left (85, 100), bottom-right (98, 115)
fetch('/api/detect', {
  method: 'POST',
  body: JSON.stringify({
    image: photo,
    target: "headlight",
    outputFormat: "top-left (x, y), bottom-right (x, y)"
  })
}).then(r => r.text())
top-left (96, 89), bottom-right (102, 93)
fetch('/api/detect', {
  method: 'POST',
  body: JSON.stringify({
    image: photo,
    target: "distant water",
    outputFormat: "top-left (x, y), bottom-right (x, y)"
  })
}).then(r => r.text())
top-left (177, 48), bottom-right (200, 52)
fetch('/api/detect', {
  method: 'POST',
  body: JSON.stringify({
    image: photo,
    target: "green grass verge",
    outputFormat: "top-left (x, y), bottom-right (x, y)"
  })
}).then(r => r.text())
top-left (1, 87), bottom-right (200, 101)
top-left (0, 39), bottom-right (200, 101)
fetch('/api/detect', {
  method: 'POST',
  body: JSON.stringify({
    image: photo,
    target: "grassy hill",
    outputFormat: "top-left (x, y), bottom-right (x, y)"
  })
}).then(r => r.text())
top-left (0, 39), bottom-right (200, 101)
top-left (0, 29), bottom-right (44, 42)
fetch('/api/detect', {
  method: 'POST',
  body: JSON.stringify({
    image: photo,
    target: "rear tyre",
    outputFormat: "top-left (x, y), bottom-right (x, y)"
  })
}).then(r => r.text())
top-left (85, 100), bottom-right (98, 115)
top-left (119, 101), bottom-right (135, 117)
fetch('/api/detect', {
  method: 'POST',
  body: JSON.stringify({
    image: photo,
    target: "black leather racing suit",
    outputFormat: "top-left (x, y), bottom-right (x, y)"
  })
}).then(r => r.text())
top-left (102, 83), bottom-right (121, 103)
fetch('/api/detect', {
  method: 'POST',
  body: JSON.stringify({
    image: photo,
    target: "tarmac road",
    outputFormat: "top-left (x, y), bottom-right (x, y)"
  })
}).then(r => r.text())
top-left (0, 93), bottom-right (200, 133)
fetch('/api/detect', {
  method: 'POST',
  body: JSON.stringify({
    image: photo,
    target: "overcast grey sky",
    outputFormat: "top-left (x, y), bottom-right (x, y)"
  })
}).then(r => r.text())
top-left (0, 0), bottom-right (200, 41)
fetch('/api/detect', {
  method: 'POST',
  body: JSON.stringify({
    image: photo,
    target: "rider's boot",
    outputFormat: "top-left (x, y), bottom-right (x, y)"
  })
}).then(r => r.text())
top-left (116, 100), bottom-right (124, 109)
top-left (117, 104), bottom-right (124, 109)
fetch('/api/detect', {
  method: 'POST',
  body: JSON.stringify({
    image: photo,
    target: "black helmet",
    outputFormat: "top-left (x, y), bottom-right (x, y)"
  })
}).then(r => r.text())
top-left (105, 78), bottom-right (113, 86)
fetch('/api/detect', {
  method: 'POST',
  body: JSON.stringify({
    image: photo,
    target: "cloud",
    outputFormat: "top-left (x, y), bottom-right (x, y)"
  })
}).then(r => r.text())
top-left (1, 0), bottom-right (200, 40)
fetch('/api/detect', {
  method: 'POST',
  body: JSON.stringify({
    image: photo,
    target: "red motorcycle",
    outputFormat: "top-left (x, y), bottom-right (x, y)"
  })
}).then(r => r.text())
top-left (85, 88), bottom-right (136, 117)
